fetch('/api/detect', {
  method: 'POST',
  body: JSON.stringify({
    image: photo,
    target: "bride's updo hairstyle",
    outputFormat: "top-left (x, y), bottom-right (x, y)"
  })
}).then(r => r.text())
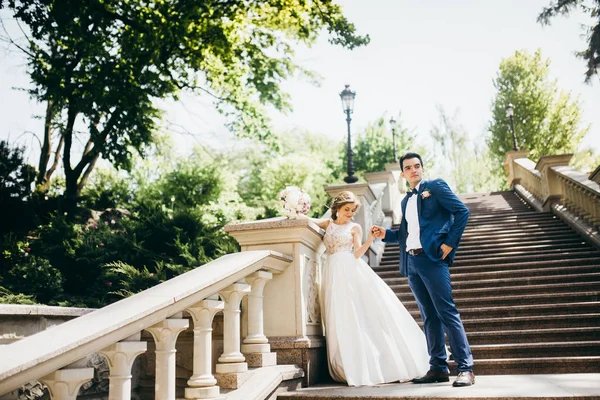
top-left (330, 191), bottom-right (360, 221)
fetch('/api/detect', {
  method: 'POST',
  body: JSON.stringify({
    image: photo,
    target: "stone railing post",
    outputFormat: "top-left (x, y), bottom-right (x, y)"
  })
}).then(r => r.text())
top-left (385, 161), bottom-right (406, 223)
top-left (216, 283), bottom-right (250, 367)
top-left (504, 150), bottom-right (530, 188)
top-left (590, 165), bottom-right (600, 186)
top-left (145, 319), bottom-right (189, 400)
top-left (364, 170), bottom-right (396, 225)
top-left (99, 333), bottom-right (147, 400)
top-left (184, 299), bottom-right (224, 400)
top-left (223, 218), bottom-right (325, 386)
top-left (214, 282), bottom-right (251, 389)
top-left (535, 154), bottom-right (573, 211)
top-left (242, 271), bottom-right (276, 368)
top-left (39, 368), bottom-right (94, 400)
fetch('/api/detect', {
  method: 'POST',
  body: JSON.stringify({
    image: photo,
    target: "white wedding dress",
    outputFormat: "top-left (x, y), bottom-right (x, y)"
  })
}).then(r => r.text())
top-left (321, 220), bottom-right (430, 386)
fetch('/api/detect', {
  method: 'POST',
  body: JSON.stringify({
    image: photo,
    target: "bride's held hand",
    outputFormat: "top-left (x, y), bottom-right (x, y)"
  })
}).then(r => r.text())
top-left (370, 225), bottom-right (384, 239)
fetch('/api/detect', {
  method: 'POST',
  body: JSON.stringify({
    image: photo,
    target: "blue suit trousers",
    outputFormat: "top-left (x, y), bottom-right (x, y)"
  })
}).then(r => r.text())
top-left (407, 252), bottom-right (474, 373)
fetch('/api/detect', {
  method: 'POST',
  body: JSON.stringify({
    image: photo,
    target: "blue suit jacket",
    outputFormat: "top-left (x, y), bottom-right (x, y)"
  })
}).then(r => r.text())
top-left (384, 179), bottom-right (470, 277)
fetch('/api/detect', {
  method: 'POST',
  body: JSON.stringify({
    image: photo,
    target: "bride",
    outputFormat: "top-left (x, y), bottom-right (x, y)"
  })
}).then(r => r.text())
top-left (310, 191), bottom-right (429, 386)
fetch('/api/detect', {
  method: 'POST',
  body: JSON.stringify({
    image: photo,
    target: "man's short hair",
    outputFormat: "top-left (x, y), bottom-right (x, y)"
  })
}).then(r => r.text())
top-left (399, 152), bottom-right (423, 170)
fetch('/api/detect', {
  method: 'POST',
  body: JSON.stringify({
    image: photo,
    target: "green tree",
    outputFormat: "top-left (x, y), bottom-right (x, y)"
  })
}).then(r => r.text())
top-left (235, 131), bottom-right (339, 218)
top-left (430, 106), bottom-right (469, 192)
top-left (338, 116), bottom-right (416, 178)
top-left (0, 141), bottom-right (37, 235)
top-left (0, 0), bottom-right (369, 206)
top-left (538, 0), bottom-right (600, 82)
top-left (487, 49), bottom-right (588, 174)
top-left (430, 107), bottom-right (502, 193)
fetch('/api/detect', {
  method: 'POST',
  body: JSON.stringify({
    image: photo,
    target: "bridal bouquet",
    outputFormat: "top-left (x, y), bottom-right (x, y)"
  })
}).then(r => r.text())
top-left (278, 186), bottom-right (311, 219)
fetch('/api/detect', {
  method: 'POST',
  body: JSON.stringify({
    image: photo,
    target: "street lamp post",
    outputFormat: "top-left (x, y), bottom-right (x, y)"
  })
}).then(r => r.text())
top-left (505, 103), bottom-right (518, 151)
top-left (340, 85), bottom-right (358, 184)
top-left (389, 117), bottom-right (398, 162)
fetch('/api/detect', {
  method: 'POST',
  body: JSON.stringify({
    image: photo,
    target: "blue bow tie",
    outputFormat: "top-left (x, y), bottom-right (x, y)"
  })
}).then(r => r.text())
top-left (407, 188), bottom-right (419, 197)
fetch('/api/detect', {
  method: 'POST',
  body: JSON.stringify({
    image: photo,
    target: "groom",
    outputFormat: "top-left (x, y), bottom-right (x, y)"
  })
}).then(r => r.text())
top-left (372, 152), bottom-right (475, 387)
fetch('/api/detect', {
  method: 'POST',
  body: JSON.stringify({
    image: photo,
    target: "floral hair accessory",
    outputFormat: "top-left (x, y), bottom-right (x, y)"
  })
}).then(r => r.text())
top-left (278, 186), bottom-right (311, 219)
top-left (421, 189), bottom-right (432, 199)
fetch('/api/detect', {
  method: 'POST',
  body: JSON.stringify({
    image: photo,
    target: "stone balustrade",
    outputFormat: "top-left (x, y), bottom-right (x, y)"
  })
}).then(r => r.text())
top-left (506, 151), bottom-right (600, 247)
top-left (0, 251), bottom-right (292, 400)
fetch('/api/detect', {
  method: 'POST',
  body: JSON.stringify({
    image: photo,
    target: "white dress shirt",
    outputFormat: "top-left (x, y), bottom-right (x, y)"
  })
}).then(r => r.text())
top-left (406, 181), bottom-right (423, 252)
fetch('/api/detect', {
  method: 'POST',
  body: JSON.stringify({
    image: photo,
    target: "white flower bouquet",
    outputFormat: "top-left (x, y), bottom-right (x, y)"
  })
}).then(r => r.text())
top-left (278, 186), bottom-right (311, 219)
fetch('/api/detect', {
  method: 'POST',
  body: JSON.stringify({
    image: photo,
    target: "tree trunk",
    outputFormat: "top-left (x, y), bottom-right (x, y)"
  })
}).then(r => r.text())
top-left (36, 100), bottom-right (54, 187)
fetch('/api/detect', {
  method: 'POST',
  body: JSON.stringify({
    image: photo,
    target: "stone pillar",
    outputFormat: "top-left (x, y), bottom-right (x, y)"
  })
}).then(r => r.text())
top-left (242, 271), bottom-right (277, 367)
top-left (184, 299), bottom-right (224, 400)
top-left (216, 282), bottom-right (250, 370)
top-left (535, 154), bottom-right (573, 210)
top-left (99, 339), bottom-right (147, 400)
top-left (504, 150), bottom-right (531, 188)
top-left (40, 368), bottom-right (94, 400)
top-left (223, 218), bottom-right (326, 386)
top-left (145, 319), bottom-right (189, 400)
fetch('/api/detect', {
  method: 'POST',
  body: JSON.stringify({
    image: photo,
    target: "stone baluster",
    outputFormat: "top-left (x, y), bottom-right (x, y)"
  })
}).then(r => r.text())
top-left (40, 368), bottom-right (94, 400)
top-left (145, 319), bottom-right (189, 400)
top-left (99, 334), bottom-right (147, 400)
top-left (184, 299), bottom-right (224, 400)
top-left (242, 271), bottom-right (276, 367)
top-left (216, 282), bottom-right (251, 375)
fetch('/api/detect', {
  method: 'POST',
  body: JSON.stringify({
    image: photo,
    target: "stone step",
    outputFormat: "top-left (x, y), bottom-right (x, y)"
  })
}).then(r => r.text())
top-left (459, 236), bottom-right (586, 249)
top-left (451, 356), bottom-right (600, 375)
top-left (382, 233), bottom-right (582, 251)
top-left (461, 227), bottom-right (573, 241)
top-left (454, 246), bottom-right (600, 266)
top-left (465, 212), bottom-right (553, 223)
top-left (469, 341), bottom-right (600, 359)
top-left (451, 250), bottom-right (600, 266)
top-left (402, 293), bottom-right (600, 314)
top-left (408, 301), bottom-right (600, 320)
top-left (449, 263), bottom-right (600, 279)
top-left (376, 263), bottom-right (600, 279)
top-left (457, 313), bottom-right (600, 331)
top-left (397, 290), bottom-right (600, 307)
top-left (382, 231), bottom-right (581, 250)
top-left (276, 372), bottom-right (600, 399)
top-left (380, 243), bottom-right (594, 262)
top-left (464, 220), bottom-right (566, 233)
top-left (392, 280), bottom-right (600, 298)
top-left (466, 327), bottom-right (600, 345)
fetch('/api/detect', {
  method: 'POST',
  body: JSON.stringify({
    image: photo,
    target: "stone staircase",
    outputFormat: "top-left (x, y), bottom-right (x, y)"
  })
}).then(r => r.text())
top-left (375, 191), bottom-right (600, 375)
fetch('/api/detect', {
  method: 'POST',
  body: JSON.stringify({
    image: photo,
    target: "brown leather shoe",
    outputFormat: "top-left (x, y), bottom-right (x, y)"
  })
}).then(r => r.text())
top-left (411, 370), bottom-right (450, 384)
top-left (452, 371), bottom-right (475, 387)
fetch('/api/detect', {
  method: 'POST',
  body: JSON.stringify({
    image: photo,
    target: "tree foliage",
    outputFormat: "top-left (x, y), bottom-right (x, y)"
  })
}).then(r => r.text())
top-left (430, 107), bottom-right (502, 193)
top-left (487, 49), bottom-right (588, 173)
top-left (430, 106), bottom-right (469, 192)
top-left (0, 0), bottom-right (369, 203)
top-left (338, 116), bottom-right (416, 178)
top-left (0, 140), bottom-right (37, 235)
top-left (538, 0), bottom-right (600, 82)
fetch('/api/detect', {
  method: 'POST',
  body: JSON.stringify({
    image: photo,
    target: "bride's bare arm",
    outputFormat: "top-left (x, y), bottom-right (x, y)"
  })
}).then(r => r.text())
top-left (352, 224), bottom-right (375, 259)
top-left (300, 215), bottom-right (330, 230)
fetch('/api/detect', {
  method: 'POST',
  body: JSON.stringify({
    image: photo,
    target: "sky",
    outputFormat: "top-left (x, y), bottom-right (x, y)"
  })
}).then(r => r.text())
top-left (1, 0), bottom-right (599, 166)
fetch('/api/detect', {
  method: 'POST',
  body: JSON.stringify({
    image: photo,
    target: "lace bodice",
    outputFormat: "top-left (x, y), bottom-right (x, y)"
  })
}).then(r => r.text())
top-left (324, 220), bottom-right (356, 255)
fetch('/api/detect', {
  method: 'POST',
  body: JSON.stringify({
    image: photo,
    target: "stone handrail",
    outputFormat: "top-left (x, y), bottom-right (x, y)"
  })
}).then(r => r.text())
top-left (552, 165), bottom-right (600, 230)
top-left (513, 158), bottom-right (542, 204)
top-left (0, 250), bottom-right (292, 399)
top-left (505, 151), bottom-right (600, 246)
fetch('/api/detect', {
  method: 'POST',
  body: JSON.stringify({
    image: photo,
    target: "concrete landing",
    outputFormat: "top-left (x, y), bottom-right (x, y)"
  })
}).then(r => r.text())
top-left (277, 374), bottom-right (600, 399)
